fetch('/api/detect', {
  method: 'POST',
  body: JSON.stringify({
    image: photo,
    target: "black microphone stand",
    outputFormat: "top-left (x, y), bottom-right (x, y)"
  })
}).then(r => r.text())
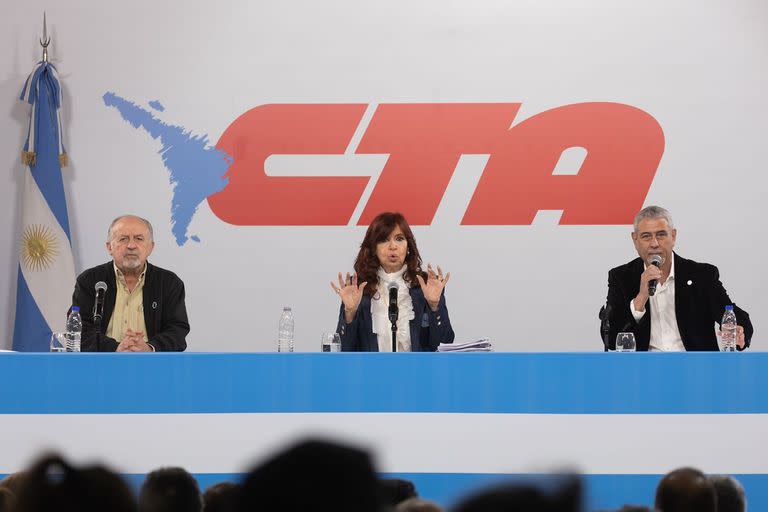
top-left (92, 282), bottom-right (108, 352)
top-left (599, 304), bottom-right (611, 352)
top-left (94, 314), bottom-right (103, 352)
top-left (388, 287), bottom-right (399, 352)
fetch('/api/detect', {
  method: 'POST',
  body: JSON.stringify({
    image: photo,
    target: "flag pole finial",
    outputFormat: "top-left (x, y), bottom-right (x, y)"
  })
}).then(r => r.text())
top-left (40, 12), bottom-right (50, 63)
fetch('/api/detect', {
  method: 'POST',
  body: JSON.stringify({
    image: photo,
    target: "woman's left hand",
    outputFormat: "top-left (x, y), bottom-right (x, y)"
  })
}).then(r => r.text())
top-left (416, 264), bottom-right (450, 312)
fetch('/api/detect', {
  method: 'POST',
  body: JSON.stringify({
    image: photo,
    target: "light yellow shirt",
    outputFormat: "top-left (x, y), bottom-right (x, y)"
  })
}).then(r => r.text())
top-left (106, 263), bottom-right (148, 344)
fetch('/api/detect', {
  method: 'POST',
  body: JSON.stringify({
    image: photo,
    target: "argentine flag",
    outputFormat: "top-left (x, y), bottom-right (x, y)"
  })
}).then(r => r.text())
top-left (12, 62), bottom-right (76, 351)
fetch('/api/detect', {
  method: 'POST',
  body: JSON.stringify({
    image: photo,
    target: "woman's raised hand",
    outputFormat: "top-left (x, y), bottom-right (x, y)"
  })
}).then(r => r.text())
top-left (416, 264), bottom-right (450, 311)
top-left (331, 272), bottom-right (368, 322)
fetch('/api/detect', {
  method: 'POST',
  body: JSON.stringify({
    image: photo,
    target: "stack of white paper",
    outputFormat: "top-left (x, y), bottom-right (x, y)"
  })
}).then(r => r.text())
top-left (437, 338), bottom-right (493, 352)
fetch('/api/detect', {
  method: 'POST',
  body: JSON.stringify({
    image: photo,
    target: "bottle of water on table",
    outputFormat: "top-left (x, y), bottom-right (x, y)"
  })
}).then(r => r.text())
top-left (278, 306), bottom-right (294, 352)
top-left (65, 306), bottom-right (82, 352)
top-left (721, 305), bottom-right (737, 352)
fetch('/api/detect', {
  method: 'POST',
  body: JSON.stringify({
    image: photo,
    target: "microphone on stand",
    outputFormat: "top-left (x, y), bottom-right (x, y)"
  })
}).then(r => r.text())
top-left (93, 281), bottom-right (108, 353)
top-left (94, 281), bottom-right (107, 328)
top-left (388, 282), bottom-right (399, 352)
top-left (648, 254), bottom-right (663, 296)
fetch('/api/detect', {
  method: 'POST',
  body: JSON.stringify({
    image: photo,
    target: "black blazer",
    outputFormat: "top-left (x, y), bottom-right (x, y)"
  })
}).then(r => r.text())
top-left (337, 287), bottom-right (455, 352)
top-left (72, 261), bottom-right (189, 352)
top-left (603, 253), bottom-right (753, 351)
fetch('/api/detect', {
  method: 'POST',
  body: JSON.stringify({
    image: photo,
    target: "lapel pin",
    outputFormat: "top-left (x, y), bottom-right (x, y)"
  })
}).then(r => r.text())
top-left (687, 280), bottom-right (692, 286)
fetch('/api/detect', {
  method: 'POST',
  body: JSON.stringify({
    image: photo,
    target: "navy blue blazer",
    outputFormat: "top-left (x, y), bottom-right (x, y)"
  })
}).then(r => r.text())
top-left (336, 287), bottom-right (454, 352)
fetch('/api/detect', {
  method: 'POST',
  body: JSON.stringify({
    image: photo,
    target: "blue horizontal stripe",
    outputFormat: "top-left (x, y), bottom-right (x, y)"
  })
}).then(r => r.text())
top-left (3, 471), bottom-right (764, 510)
top-left (108, 473), bottom-right (768, 511)
top-left (0, 353), bottom-right (765, 414)
top-left (396, 473), bottom-right (768, 510)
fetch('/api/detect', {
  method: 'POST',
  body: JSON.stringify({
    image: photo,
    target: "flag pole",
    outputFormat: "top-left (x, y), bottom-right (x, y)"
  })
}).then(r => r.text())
top-left (12, 12), bottom-right (76, 351)
top-left (40, 12), bottom-right (50, 63)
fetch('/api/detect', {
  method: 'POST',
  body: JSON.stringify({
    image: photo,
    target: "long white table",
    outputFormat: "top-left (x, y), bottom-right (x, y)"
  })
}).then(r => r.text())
top-left (0, 352), bottom-right (765, 509)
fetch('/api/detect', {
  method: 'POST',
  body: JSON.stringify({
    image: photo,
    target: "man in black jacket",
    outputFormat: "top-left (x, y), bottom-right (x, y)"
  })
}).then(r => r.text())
top-left (72, 215), bottom-right (189, 352)
top-left (603, 206), bottom-right (752, 351)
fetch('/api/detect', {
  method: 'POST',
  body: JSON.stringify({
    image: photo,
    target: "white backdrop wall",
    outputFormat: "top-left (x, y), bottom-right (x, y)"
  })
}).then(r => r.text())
top-left (1, 0), bottom-right (766, 352)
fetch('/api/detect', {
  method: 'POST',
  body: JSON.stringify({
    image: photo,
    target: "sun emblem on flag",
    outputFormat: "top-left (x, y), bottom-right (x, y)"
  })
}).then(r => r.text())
top-left (21, 224), bottom-right (59, 271)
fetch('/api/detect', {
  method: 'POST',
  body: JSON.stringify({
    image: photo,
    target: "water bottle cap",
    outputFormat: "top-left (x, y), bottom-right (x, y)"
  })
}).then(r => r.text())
top-left (725, 305), bottom-right (734, 311)
top-left (71, 306), bottom-right (80, 312)
top-left (283, 306), bottom-right (291, 311)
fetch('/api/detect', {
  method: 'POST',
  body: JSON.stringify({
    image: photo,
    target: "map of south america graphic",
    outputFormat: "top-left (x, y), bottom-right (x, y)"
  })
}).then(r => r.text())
top-left (103, 92), bottom-right (232, 246)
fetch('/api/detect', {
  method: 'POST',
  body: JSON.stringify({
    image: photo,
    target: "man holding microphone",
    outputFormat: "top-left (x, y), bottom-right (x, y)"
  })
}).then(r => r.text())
top-left (603, 206), bottom-right (753, 351)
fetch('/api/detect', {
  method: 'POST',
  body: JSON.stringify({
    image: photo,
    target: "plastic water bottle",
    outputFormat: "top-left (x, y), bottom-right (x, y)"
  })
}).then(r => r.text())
top-left (65, 306), bottom-right (82, 352)
top-left (278, 306), bottom-right (294, 352)
top-left (721, 305), bottom-right (738, 352)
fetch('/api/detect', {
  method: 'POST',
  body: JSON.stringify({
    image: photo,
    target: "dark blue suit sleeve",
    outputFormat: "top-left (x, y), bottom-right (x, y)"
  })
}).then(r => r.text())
top-left (337, 302), bottom-right (364, 351)
top-left (417, 293), bottom-right (454, 351)
top-left (605, 267), bottom-right (646, 351)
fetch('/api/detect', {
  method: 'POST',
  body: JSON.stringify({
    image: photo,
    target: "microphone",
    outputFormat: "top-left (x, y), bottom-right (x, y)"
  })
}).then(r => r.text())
top-left (388, 282), bottom-right (399, 352)
top-left (94, 281), bottom-right (107, 328)
top-left (388, 282), bottom-right (399, 323)
top-left (648, 254), bottom-right (663, 296)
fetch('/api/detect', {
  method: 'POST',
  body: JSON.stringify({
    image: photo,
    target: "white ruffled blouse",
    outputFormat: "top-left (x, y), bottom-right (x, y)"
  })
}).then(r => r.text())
top-left (371, 265), bottom-right (415, 352)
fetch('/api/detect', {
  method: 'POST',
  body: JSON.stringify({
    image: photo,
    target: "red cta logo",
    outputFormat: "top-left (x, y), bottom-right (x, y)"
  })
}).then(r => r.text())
top-left (208, 103), bottom-right (664, 225)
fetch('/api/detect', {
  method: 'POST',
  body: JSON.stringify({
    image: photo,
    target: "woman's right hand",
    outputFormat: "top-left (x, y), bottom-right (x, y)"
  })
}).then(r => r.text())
top-left (330, 272), bottom-right (367, 323)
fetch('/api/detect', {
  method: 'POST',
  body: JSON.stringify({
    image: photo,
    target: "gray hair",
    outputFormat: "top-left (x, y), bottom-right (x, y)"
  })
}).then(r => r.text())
top-left (633, 205), bottom-right (674, 232)
top-left (708, 475), bottom-right (746, 512)
top-left (107, 215), bottom-right (154, 242)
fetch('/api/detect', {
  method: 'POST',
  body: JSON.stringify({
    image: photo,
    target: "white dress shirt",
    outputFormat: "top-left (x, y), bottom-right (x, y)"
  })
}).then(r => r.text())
top-left (629, 257), bottom-right (686, 351)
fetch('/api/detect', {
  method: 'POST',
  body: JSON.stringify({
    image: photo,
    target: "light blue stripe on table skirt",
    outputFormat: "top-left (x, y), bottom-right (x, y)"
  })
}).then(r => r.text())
top-left (0, 352), bottom-right (765, 414)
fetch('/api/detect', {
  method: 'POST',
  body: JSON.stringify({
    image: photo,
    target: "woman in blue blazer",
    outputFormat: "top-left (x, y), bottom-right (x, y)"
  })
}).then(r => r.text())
top-left (331, 212), bottom-right (455, 352)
